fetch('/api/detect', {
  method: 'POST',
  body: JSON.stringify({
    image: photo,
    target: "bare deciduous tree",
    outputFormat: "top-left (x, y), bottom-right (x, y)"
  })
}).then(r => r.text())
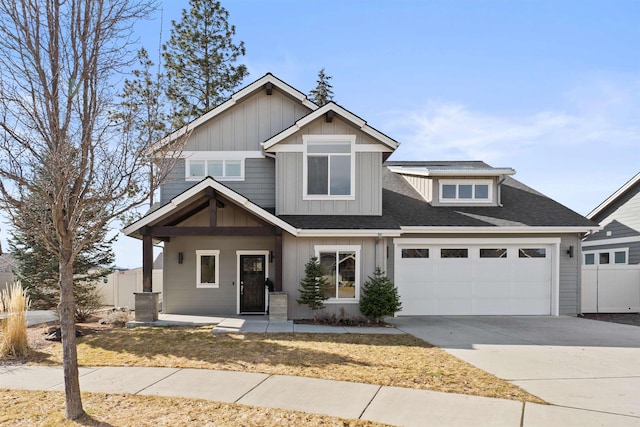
top-left (0, 0), bottom-right (184, 419)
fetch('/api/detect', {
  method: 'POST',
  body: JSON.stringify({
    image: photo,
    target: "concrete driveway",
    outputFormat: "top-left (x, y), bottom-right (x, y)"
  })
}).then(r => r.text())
top-left (387, 316), bottom-right (640, 419)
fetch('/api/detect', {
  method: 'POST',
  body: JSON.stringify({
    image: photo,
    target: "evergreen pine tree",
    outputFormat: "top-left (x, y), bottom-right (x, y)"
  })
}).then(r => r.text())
top-left (297, 256), bottom-right (330, 311)
top-left (163, 0), bottom-right (248, 127)
top-left (360, 268), bottom-right (402, 322)
top-left (309, 68), bottom-right (334, 106)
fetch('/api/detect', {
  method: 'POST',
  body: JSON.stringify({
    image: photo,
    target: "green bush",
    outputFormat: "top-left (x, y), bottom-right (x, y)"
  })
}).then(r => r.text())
top-left (297, 256), bottom-right (329, 311)
top-left (360, 268), bottom-right (402, 322)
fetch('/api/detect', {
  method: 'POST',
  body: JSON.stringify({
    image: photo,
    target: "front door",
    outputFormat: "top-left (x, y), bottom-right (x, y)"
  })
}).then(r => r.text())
top-left (240, 255), bottom-right (266, 313)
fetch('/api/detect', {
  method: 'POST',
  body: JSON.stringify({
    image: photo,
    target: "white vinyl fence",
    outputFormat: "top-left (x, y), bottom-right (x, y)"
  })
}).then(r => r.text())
top-left (581, 265), bottom-right (640, 313)
top-left (96, 268), bottom-right (163, 309)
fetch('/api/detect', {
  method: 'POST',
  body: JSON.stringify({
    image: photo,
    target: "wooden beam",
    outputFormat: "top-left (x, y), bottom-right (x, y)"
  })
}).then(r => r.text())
top-left (274, 228), bottom-right (282, 292)
top-left (142, 234), bottom-right (153, 292)
top-left (209, 197), bottom-right (217, 227)
top-left (148, 226), bottom-right (276, 237)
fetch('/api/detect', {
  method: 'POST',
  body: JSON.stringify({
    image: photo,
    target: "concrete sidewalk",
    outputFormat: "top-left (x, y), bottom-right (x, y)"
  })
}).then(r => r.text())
top-left (2, 365), bottom-right (638, 426)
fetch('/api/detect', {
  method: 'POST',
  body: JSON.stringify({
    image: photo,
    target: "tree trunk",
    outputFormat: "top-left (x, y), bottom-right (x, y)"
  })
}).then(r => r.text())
top-left (58, 254), bottom-right (84, 419)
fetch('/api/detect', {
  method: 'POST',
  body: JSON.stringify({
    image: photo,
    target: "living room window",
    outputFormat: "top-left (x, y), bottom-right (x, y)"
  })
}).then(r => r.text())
top-left (439, 180), bottom-right (492, 203)
top-left (303, 135), bottom-right (355, 200)
top-left (196, 250), bottom-right (220, 288)
top-left (315, 245), bottom-right (360, 300)
top-left (186, 159), bottom-right (244, 181)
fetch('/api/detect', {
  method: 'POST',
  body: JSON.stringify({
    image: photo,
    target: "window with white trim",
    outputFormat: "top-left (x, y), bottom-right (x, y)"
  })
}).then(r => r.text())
top-left (303, 135), bottom-right (355, 199)
top-left (439, 180), bottom-right (492, 203)
top-left (196, 250), bottom-right (220, 288)
top-left (186, 159), bottom-right (244, 181)
top-left (583, 248), bottom-right (628, 265)
top-left (315, 245), bottom-right (360, 300)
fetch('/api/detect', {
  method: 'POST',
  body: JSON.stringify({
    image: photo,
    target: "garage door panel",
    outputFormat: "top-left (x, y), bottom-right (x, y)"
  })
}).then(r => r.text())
top-left (396, 243), bottom-right (553, 316)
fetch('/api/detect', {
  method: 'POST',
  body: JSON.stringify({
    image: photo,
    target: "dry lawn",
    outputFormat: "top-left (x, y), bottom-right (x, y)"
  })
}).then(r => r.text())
top-left (28, 325), bottom-right (543, 403)
top-left (0, 389), bottom-right (390, 427)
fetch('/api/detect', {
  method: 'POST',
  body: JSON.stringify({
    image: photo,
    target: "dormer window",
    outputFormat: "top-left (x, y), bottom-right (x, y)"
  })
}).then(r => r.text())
top-left (303, 135), bottom-right (356, 200)
top-left (439, 179), bottom-right (493, 203)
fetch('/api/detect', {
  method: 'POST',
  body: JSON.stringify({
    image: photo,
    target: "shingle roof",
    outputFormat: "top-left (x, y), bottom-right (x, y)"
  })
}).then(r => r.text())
top-left (382, 166), bottom-right (596, 228)
top-left (277, 214), bottom-right (400, 230)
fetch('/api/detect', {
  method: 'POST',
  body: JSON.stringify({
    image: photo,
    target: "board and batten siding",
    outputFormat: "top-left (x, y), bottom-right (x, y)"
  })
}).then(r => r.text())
top-left (183, 89), bottom-right (311, 152)
top-left (163, 235), bottom-right (275, 315)
top-left (160, 157), bottom-right (276, 208)
top-left (587, 184), bottom-right (640, 242)
top-left (274, 117), bottom-right (385, 216)
top-left (281, 234), bottom-right (380, 319)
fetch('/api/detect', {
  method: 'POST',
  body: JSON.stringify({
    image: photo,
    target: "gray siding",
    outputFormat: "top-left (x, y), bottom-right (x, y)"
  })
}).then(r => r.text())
top-left (163, 235), bottom-right (275, 315)
top-left (276, 151), bottom-right (382, 215)
top-left (586, 185), bottom-right (640, 241)
top-left (183, 89), bottom-right (311, 152)
top-left (281, 234), bottom-right (380, 319)
top-left (402, 175), bottom-right (432, 202)
top-left (160, 157), bottom-right (276, 208)
top-left (559, 234), bottom-right (581, 315)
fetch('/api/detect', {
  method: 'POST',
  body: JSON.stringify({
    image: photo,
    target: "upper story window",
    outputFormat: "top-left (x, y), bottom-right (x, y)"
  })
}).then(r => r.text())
top-left (439, 179), bottom-right (492, 204)
top-left (186, 159), bottom-right (244, 181)
top-left (303, 135), bottom-right (356, 200)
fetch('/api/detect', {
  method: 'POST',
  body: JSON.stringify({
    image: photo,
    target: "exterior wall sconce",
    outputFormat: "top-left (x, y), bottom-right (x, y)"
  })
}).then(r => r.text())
top-left (178, 252), bottom-right (184, 264)
top-left (566, 246), bottom-right (574, 258)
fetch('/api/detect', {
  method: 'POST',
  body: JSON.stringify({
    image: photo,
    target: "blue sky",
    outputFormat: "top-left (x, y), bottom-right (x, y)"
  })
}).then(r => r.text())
top-left (1, 0), bottom-right (638, 268)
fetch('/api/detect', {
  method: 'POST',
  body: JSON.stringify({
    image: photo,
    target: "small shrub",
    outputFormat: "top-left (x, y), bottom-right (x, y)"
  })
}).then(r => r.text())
top-left (0, 282), bottom-right (31, 358)
top-left (313, 308), bottom-right (371, 326)
top-left (297, 256), bottom-right (329, 311)
top-left (74, 286), bottom-right (102, 322)
top-left (360, 268), bottom-right (402, 322)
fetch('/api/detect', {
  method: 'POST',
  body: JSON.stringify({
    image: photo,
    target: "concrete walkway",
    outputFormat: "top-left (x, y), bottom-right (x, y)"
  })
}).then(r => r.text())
top-left (3, 314), bottom-right (638, 425)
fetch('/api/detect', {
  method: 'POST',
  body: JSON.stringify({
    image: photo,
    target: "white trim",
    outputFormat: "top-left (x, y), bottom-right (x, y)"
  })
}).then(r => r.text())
top-left (196, 250), bottom-right (220, 288)
top-left (388, 165), bottom-right (516, 177)
top-left (394, 237), bottom-right (562, 245)
top-left (186, 158), bottom-right (245, 182)
top-left (582, 235), bottom-right (640, 247)
top-left (399, 226), bottom-right (599, 234)
top-left (236, 250), bottom-right (270, 314)
top-left (314, 245), bottom-right (361, 302)
top-left (438, 179), bottom-right (494, 204)
top-left (302, 135), bottom-right (356, 201)
top-left (297, 229), bottom-right (401, 237)
top-left (263, 102), bottom-right (398, 151)
top-left (122, 177), bottom-right (298, 237)
top-left (266, 142), bottom-right (394, 154)
top-left (180, 150), bottom-right (264, 160)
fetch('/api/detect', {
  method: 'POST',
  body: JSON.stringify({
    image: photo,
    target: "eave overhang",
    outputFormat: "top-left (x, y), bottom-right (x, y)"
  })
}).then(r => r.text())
top-left (587, 171), bottom-right (640, 220)
top-left (399, 226), bottom-right (601, 234)
top-left (262, 102), bottom-right (399, 152)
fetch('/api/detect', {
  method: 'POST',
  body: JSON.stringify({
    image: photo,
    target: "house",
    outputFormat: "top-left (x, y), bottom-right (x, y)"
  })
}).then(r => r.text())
top-left (123, 73), bottom-right (597, 318)
top-left (582, 172), bottom-right (640, 266)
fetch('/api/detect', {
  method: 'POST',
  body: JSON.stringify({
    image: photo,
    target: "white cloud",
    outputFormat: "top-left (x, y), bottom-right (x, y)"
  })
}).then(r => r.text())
top-left (385, 77), bottom-right (640, 215)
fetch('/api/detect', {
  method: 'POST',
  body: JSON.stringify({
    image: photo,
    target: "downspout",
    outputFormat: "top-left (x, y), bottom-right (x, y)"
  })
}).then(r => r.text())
top-left (497, 175), bottom-right (506, 207)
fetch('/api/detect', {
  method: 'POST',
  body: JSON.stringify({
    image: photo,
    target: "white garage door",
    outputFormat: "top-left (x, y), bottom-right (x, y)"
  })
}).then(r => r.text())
top-left (395, 244), bottom-right (553, 315)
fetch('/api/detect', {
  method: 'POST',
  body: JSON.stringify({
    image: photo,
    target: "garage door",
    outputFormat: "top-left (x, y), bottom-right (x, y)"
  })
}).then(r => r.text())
top-left (395, 244), bottom-right (552, 315)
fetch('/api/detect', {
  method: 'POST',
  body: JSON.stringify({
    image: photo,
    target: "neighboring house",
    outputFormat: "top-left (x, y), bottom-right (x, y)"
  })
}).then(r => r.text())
top-left (0, 253), bottom-right (16, 292)
top-left (582, 172), bottom-right (640, 266)
top-left (124, 73), bottom-right (597, 318)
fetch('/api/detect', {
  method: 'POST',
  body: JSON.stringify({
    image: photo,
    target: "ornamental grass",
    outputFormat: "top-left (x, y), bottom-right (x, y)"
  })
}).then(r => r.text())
top-left (0, 282), bottom-right (31, 358)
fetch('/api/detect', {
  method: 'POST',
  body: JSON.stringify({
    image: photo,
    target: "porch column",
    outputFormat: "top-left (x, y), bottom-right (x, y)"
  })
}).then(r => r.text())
top-left (275, 228), bottom-right (283, 291)
top-left (141, 228), bottom-right (153, 292)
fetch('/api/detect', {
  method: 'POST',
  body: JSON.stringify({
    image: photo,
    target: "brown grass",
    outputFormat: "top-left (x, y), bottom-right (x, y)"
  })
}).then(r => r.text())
top-left (0, 282), bottom-right (30, 358)
top-left (29, 326), bottom-right (543, 403)
top-left (0, 389), bottom-right (391, 426)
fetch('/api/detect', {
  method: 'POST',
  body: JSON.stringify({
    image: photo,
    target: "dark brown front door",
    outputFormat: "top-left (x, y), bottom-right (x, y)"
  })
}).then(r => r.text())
top-left (240, 255), bottom-right (266, 313)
